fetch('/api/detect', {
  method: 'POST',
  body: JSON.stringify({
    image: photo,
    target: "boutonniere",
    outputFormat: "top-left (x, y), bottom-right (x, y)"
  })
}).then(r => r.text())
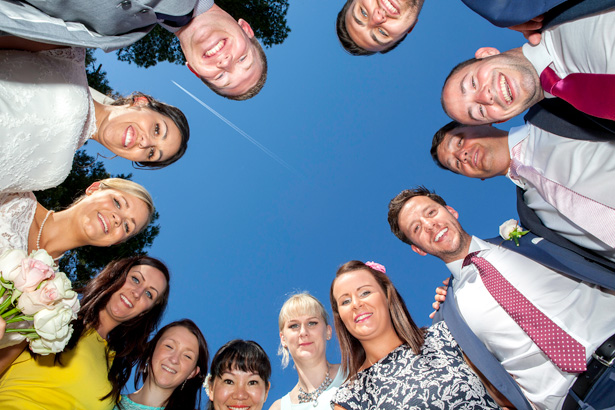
top-left (499, 219), bottom-right (529, 246)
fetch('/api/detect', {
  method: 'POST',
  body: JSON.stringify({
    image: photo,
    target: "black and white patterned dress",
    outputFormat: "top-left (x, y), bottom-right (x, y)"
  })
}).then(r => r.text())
top-left (333, 321), bottom-right (500, 410)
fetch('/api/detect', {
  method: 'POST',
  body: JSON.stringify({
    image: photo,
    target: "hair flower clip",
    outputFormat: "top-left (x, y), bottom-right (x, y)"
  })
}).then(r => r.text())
top-left (365, 261), bottom-right (386, 273)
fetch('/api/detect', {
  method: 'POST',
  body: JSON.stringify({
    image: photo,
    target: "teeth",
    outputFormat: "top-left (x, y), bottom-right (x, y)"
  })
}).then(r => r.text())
top-left (435, 228), bottom-right (448, 242)
top-left (382, 0), bottom-right (398, 14)
top-left (98, 213), bottom-right (108, 233)
top-left (355, 313), bottom-right (371, 322)
top-left (124, 126), bottom-right (134, 147)
top-left (500, 75), bottom-right (512, 103)
top-left (205, 40), bottom-right (224, 57)
top-left (120, 294), bottom-right (133, 308)
top-left (162, 365), bottom-right (177, 374)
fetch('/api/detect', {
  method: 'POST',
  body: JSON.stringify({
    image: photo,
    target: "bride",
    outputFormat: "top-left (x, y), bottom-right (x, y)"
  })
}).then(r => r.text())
top-left (0, 177), bottom-right (155, 259)
top-left (0, 40), bottom-right (190, 193)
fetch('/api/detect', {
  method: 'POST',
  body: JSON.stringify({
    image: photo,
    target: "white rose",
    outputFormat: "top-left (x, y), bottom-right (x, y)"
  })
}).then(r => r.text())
top-left (499, 219), bottom-right (519, 240)
top-left (17, 272), bottom-right (75, 315)
top-left (28, 249), bottom-right (56, 269)
top-left (29, 324), bottom-right (74, 355)
top-left (33, 305), bottom-right (77, 341)
top-left (0, 248), bottom-right (27, 282)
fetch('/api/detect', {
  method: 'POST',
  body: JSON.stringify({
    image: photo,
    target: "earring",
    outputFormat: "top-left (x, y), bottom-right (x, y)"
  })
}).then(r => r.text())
top-left (143, 362), bottom-right (148, 374)
top-left (181, 379), bottom-right (187, 390)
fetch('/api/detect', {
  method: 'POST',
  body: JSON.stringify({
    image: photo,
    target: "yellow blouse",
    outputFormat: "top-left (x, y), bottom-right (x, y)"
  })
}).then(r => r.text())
top-left (0, 329), bottom-right (115, 410)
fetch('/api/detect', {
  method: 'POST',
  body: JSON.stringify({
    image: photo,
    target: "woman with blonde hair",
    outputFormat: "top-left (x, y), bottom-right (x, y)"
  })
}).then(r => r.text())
top-left (0, 177), bottom-right (155, 259)
top-left (269, 292), bottom-right (344, 410)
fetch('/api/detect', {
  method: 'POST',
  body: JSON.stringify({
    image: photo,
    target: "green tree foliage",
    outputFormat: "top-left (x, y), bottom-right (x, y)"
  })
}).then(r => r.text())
top-left (115, 0), bottom-right (290, 68)
top-left (35, 150), bottom-right (160, 288)
top-left (85, 49), bottom-right (114, 96)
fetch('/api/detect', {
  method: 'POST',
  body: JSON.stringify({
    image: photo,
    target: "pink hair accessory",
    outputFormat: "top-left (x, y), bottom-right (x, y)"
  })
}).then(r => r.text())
top-left (365, 261), bottom-right (386, 273)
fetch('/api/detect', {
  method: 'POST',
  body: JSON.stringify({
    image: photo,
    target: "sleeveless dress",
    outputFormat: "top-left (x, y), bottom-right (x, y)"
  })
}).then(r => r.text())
top-left (0, 47), bottom-right (96, 193)
top-left (279, 366), bottom-right (346, 410)
top-left (113, 395), bottom-right (164, 410)
top-left (0, 329), bottom-right (115, 410)
top-left (333, 321), bottom-right (501, 410)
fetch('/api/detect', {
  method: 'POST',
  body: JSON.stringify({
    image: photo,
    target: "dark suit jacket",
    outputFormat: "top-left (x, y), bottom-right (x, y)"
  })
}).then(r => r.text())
top-left (460, 0), bottom-right (615, 28)
top-left (433, 233), bottom-right (615, 408)
top-left (517, 99), bottom-right (615, 271)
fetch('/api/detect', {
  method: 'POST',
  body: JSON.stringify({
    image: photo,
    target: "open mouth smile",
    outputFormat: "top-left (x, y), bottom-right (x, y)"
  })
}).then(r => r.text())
top-left (381, 0), bottom-right (399, 15)
top-left (123, 126), bottom-right (135, 148)
top-left (120, 294), bottom-right (133, 308)
top-left (355, 313), bottom-right (372, 323)
top-left (435, 228), bottom-right (448, 242)
top-left (98, 213), bottom-right (109, 234)
top-left (161, 364), bottom-right (177, 374)
top-left (499, 74), bottom-right (513, 104)
top-left (205, 39), bottom-right (225, 57)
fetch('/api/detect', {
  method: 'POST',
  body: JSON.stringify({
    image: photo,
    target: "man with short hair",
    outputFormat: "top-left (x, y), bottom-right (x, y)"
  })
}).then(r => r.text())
top-left (430, 102), bottom-right (615, 265)
top-left (440, 8), bottom-right (615, 125)
top-left (387, 186), bottom-right (615, 410)
top-left (0, 0), bottom-right (267, 100)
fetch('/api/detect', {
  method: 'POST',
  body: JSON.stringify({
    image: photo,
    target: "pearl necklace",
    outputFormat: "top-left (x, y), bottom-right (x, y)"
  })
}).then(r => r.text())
top-left (297, 364), bottom-right (333, 407)
top-left (36, 210), bottom-right (53, 251)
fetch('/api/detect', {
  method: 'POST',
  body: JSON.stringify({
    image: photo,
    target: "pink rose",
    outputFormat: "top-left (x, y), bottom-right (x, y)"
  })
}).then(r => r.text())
top-left (17, 272), bottom-right (77, 315)
top-left (13, 258), bottom-right (55, 293)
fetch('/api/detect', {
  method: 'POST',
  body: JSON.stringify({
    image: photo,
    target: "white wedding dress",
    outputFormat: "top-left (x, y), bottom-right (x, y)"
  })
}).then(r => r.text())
top-left (0, 192), bottom-right (36, 252)
top-left (0, 47), bottom-right (96, 193)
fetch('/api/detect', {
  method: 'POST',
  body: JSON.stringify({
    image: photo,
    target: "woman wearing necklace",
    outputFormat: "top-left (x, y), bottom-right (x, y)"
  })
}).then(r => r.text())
top-left (330, 261), bottom-right (501, 410)
top-left (0, 178), bottom-right (154, 259)
top-left (269, 292), bottom-right (344, 410)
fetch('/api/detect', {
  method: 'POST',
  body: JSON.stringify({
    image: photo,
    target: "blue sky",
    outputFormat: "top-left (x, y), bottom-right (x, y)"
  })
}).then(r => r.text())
top-left (88, 0), bottom-right (528, 405)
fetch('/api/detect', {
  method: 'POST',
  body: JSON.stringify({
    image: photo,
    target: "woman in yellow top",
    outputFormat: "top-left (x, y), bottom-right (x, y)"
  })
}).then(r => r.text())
top-left (0, 255), bottom-right (171, 410)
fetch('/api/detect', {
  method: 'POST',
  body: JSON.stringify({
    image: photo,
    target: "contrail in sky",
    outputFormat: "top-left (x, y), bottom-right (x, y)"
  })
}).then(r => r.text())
top-left (172, 81), bottom-right (299, 175)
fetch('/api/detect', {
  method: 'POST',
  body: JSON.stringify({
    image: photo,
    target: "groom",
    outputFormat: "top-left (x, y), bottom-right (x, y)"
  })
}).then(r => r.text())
top-left (0, 0), bottom-right (267, 100)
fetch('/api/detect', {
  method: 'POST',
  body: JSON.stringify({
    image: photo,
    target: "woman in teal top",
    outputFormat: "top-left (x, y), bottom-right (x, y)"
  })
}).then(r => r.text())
top-left (115, 319), bottom-right (208, 410)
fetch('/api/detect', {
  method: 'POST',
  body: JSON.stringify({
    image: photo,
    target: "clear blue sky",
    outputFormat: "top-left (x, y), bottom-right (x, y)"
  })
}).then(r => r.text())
top-left (87, 0), bottom-right (528, 405)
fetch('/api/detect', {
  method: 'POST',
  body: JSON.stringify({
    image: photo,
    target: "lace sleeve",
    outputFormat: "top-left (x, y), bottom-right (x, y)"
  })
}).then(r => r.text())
top-left (0, 192), bottom-right (36, 252)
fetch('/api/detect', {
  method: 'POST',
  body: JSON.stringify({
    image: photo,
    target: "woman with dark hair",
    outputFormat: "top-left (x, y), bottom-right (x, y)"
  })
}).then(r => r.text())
top-left (115, 319), bottom-right (208, 410)
top-left (0, 177), bottom-right (155, 259)
top-left (0, 42), bottom-right (190, 194)
top-left (330, 260), bottom-right (500, 410)
top-left (0, 255), bottom-right (171, 410)
top-left (207, 340), bottom-right (271, 410)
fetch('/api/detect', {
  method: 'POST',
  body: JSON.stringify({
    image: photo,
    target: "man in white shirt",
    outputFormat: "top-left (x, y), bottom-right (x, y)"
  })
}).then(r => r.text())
top-left (387, 186), bottom-right (615, 409)
top-left (430, 118), bottom-right (615, 262)
top-left (440, 7), bottom-right (615, 125)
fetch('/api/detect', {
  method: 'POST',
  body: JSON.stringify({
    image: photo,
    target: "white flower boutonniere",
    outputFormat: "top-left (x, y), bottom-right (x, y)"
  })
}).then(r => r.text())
top-left (499, 219), bottom-right (529, 246)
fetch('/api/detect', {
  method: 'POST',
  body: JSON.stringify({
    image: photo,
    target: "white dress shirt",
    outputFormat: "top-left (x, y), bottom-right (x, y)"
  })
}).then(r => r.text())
top-left (505, 124), bottom-right (615, 261)
top-left (446, 236), bottom-right (615, 410)
top-left (522, 9), bottom-right (615, 96)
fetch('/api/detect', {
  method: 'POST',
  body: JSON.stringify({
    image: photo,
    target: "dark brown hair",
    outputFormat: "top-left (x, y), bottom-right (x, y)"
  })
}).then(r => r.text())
top-left (131, 319), bottom-right (209, 410)
top-left (388, 186), bottom-right (447, 245)
top-left (431, 120), bottom-right (464, 171)
top-left (330, 261), bottom-right (424, 381)
top-left (65, 255), bottom-right (171, 403)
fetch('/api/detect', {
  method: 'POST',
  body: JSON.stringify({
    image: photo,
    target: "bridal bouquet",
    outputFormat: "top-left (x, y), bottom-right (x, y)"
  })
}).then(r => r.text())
top-left (0, 248), bottom-right (80, 355)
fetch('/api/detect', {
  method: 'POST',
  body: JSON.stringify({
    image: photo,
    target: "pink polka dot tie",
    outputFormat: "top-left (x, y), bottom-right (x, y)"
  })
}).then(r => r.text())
top-left (463, 252), bottom-right (587, 373)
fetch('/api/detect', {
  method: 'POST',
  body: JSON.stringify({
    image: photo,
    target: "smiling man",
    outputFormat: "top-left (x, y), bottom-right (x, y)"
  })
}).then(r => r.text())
top-left (387, 186), bottom-right (615, 410)
top-left (0, 0), bottom-right (267, 100)
top-left (430, 102), bottom-right (615, 264)
top-left (441, 8), bottom-right (615, 125)
top-left (336, 0), bottom-right (424, 55)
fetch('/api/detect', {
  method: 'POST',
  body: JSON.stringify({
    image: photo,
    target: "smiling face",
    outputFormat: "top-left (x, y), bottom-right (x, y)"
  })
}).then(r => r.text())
top-left (397, 196), bottom-right (470, 263)
top-left (94, 105), bottom-right (182, 164)
top-left (442, 50), bottom-right (542, 125)
top-left (436, 125), bottom-right (510, 178)
top-left (102, 265), bottom-right (168, 328)
top-left (344, 0), bottom-right (418, 52)
top-left (75, 187), bottom-right (150, 247)
top-left (332, 269), bottom-right (394, 343)
top-left (150, 326), bottom-right (200, 391)
top-left (178, 6), bottom-right (263, 97)
top-left (280, 314), bottom-right (331, 364)
top-left (209, 368), bottom-right (270, 410)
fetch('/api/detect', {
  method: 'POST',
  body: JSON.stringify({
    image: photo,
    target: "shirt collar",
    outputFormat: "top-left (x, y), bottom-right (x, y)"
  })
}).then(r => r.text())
top-left (445, 236), bottom-right (490, 281)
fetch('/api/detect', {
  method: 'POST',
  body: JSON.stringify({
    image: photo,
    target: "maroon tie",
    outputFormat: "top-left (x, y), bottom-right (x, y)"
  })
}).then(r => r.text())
top-left (463, 251), bottom-right (587, 373)
top-left (540, 66), bottom-right (615, 120)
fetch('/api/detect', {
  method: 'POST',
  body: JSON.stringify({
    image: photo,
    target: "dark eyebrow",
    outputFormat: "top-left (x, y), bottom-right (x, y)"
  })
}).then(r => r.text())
top-left (137, 270), bottom-right (160, 297)
top-left (156, 121), bottom-right (168, 161)
top-left (370, 31), bottom-right (386, 46)
top-left (468, 107), bottom-right (479, 122)
top-left (122, 195), bottom-right (137, 232)
top-left (352, 6), bottom-right (365, 27)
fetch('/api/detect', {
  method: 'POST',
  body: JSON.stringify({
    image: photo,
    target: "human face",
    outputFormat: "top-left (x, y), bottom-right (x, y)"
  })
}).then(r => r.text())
top-left (102, 265), bottom-right (167, 327)
top-left (76, 187), bottom-right (150, 246)
top-left (179, 6), bottom-right (263, 97)
top-left (345, 0), bottom-right (418, 52)
top-left (150, 326), bottom-right (200, 391)
top-left (280, 314), bottom-right (331, 363)
top-left (436, 125), bottom-right (510, 178)
top-left (333, 269), bottom-right (393, 343)
top-left (209, 369), bottom-right (270, 410)
top-left (442, 51), bottom-right (542, 125)
top-left (397, 196), bottom-right (470, 263)
top-left (95, 105), bottom-right (182, 164)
